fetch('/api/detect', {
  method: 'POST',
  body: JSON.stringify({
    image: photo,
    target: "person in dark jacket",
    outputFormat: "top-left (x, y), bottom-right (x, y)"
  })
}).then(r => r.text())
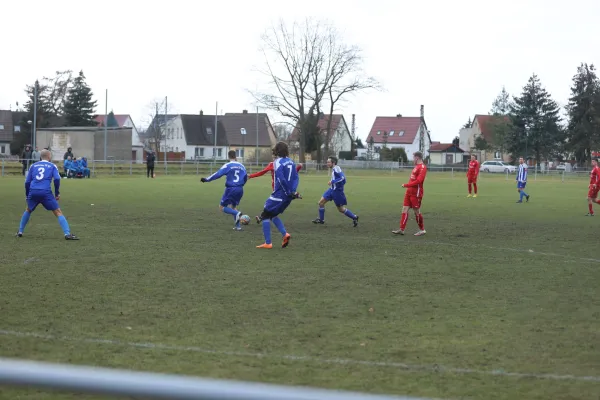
top-left (21, 145), bottom-right (32, 175)
top-left (63, 147), bottom-right (74, 161)
top-left (146, 151), bottom-right (156, 178)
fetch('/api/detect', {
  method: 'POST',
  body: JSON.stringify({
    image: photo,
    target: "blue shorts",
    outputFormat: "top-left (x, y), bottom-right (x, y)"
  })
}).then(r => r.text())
top-left (517, 182), bottom-right (527, 189)
top-left (27, 191), bottom-right (59, 212)
top-left (261, 196), bottom-right (292, 219)
top-left (323, 188), bottom-right (347, 207)
top-left (220, 187), bottom-right (244, 207)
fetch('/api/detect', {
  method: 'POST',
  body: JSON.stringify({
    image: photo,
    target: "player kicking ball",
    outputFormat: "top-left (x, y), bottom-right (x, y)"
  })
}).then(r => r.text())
top-left (586, 158), bottom-right (600, 216)
top-left (256, 142), bottom-right (301, 249)
top-left (200, 150), bottom-right (247, 231)
top-left (249, 153), bottom-right (302, 224)
top-left (16, 149), bottom-right (79, 240)
top-left (393, 151), bottom-right (427, 236)
top-left (312, 156), bottom-right (358, 227)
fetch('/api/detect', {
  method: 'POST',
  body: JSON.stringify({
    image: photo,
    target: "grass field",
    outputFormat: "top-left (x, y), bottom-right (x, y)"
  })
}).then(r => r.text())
top-left (0, 171), bottom-right (599, 400)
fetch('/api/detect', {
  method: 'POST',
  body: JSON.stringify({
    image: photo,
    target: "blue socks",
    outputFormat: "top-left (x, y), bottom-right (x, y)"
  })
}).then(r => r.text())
top-left (262, 219), bottom-right (272, 244)
top-left (223, 207), bottom-right (238, 216)
top-left (344, 209), bottom-right (357, 219)
top-left (319, 207), bottom-right (325, 221)
top-left (18, 211), bottom-right (31, 233)
top-left (519, 191), bottom-right (528, 201)
top-left (58, 215), bottom-right (70, 235)
top-left (272, 217), bottom-right (287, 236)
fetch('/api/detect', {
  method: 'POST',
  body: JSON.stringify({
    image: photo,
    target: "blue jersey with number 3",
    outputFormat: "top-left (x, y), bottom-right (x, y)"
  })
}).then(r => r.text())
top-left (205, 161), bottom-right (247, 187)
top-left (26, 161), bottom-right (61, 196)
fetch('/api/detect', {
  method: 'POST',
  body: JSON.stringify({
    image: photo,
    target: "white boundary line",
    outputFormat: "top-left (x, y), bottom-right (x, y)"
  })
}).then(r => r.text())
top-left (1, 329), bottom-right (599, 383)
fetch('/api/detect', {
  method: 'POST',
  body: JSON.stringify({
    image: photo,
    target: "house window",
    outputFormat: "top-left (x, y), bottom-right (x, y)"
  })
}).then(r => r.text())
top-left (206, 127), bottom-right (213, 135)
top-left (494, 151), bottom-right (501, 159)
top-left (376, 131), bottom-right (381, 135)
top-left (0, 124), bottom-right (4, 130)
top-left (195, 147), bottom-right (204, 157)
top-left (14, 125), bottom-right (20, 132)
top-left (398, 130), bottom-right (405, 136)
top-left (212, 148), bottom-right (222, 157)
top-left (389, 130), bottom-right (394, 136)
top-left (236, 148), bottom-right (245, 158)
top-left (0, 145), bottom-right (5, 153)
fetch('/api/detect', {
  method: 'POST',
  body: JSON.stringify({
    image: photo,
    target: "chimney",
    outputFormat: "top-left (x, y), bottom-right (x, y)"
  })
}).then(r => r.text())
top-left (420, 105), bottom-right (424, 118)
top-left (396, 114), bottom-right (402, 118)
top-left (200, 110), bottom-right (203, 115)
top-left (242, 109), bottom-right (248, 114)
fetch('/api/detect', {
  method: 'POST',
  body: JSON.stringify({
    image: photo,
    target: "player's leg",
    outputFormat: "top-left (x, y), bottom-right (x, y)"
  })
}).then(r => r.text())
top-left (220, 189), bottom-right (242, 222)
top-left (43, 194), bottom-right (78, 239)
top-left (257, 208), bottom-right (274, 249)
top-left (335, 193), bottom-right (358, 227)
top-left (473, 180), bottom-right (478, 196)
top-left (413, 199), bottom-right (425, 236)
top-left (272, 200), bottom-right (292, 248)
top-left (588, 196), bottom-right (594, 215)
top-left (16, 199), bottom-right (37, 237)
top-left (393, 195), bottom-right (411, 234)
top-left (467, 177), bottom-right (472, 197)
top-left (313, 190), bottom-right (331, 223)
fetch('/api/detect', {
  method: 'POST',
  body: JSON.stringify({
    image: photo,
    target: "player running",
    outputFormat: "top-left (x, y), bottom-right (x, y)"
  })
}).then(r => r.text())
top-left (16, 149), bottom-right (79, 240)
top-left (467, 154), bottom-right (479, 197)
top-left (312, 156), bottom-right (359, 227)
top-left (249, 153), bottom-right (302, 224)
top-left (516, 157), bottom-right (530, 203)
top-left (256, 142), bottom-right (301, 249)
top-left (586, 158), bottom-right (600, 216)
top-left (393, 151), bottom-right (427, 236)
top-left (200, 150), bottom-right (248, 230)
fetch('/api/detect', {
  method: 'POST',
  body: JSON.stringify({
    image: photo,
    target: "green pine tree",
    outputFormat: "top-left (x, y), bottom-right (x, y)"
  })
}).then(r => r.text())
top-left (462, 117), bottom-right (472, 129)
top-left (507, 74), bottom-right (563, 164)
top-left (106, 111), bottom-right (120, 127)
top-left (64, 70), bottom-right (98, 126)
top-left (566, 63), bottom-right (600, 165)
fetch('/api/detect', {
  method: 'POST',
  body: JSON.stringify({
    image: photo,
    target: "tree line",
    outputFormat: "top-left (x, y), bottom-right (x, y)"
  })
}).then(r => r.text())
top-left (10, 70), bottom-right (97, 153)
top-left (471, 64), bottom-right (600, 166)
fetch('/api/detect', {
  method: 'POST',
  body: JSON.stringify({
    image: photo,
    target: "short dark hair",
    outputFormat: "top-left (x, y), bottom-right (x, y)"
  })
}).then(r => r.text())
top-left (471, 154), bottom-right (477, 159)
top-left (273, 141), bottom-right (289, 158)
top-left (328, 156), bottom-right (338, 165)
top-left (228, 150), bottom-right (236, 159)
top-left (413, 151), bottom-right (423, 160)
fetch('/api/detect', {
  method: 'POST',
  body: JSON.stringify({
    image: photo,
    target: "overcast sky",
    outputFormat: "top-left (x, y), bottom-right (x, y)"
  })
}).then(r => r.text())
top-left (1, 0), bottom-right (598, 143)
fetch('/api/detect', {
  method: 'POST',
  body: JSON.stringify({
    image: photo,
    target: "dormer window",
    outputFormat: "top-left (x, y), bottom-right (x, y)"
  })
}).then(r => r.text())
top-left (376, 131), bottom-right (381, 135)
top-left (398, 130), bottom-right (405, 136)
top-left (206, 127), bottom-right (213, 135)
top-left (389, 130), bottom-right (395, 136)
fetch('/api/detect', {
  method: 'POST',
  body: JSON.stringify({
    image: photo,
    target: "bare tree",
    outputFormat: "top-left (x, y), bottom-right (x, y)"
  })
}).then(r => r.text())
top-left (142, 98), bottom-right (174, 154)
top-left (251, 18), bottom-right (379, 162)
top-left (272, 122), bottom-right (293, 142)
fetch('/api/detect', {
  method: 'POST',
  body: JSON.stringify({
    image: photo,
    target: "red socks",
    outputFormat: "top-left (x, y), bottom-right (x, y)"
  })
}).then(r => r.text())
top-left (589, 204), bottom-right (594, 214)
top-left (473, 183), bottom-right (478, 194)
top-left (416, 213), bottom-right (424, 230)
top-left (400, 212), bottom-right (408, 230)
top-left (468, 183), bottom-right (472, 194)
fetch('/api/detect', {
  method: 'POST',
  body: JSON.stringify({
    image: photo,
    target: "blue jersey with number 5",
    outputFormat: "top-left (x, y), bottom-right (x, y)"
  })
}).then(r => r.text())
top-left (205, 161), bottom-right (247, 187)
top-left (25, 161), bottom-right (61, 196)
top-left (272, 157), bottom-right (299, 198)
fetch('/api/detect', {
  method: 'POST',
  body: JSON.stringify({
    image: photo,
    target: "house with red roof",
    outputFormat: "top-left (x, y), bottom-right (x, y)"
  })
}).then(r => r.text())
top-left (289, 113), bottom-right (353, 160)
top-left (364, 105), bottom-right (432, 160)
top-left (429, 143), bottom-right (466, 165)
top-left (458, 114), bottom-right (510, 162)
top-left (95, 113), bottom-right (145, 163)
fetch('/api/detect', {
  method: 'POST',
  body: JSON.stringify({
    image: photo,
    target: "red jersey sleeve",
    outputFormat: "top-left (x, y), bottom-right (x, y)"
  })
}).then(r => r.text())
top-left (249, 162), bottom-right (273, 179)
top-left (296, 164), bottom-right (302, 172)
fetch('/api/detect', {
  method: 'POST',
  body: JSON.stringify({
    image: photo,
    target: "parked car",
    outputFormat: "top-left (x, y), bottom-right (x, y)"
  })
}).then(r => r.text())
top-left (479, 160), bottom-right (517, 173)
top-left (556, 163), bottom-right (567, 171)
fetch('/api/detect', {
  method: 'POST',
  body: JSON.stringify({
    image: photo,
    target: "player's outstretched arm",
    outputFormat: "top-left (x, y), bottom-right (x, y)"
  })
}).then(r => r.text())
top-left (249, 164), bottom-right (272, 179)
top-left (202, 165), bottom-right (229, 183)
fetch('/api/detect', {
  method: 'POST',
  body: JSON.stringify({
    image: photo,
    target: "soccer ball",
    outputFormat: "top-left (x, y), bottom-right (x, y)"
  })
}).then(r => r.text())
top-left (240, 215), bottom-right (251, 225)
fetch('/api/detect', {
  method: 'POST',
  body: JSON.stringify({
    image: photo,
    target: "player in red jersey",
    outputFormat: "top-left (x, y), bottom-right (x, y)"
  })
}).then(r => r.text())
top-left (586, 158), bottom-right (600, 216)
top-left (393, 151), bottom-right (427, 236)
top-left (466, 154), bottom-right (479, 197)
top-left (249, 154), bottom-right (302, 223)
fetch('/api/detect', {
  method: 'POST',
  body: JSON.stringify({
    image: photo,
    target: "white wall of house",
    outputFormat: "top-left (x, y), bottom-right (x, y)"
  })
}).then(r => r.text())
top-left (371, 125), bottom-right (431, 159)
top-left (430, 151), bottom-right (464, 165)
top-left (0, 142), bottom-right (10, 155)
top-left (160, 116), bottom-right (187, 153)
top-left (186, 146), bottom-right (228, 160)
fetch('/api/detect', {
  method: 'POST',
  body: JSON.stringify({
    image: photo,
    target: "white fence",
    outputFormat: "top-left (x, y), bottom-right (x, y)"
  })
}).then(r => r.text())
top-left (0, 357), bottom-right (429, 400)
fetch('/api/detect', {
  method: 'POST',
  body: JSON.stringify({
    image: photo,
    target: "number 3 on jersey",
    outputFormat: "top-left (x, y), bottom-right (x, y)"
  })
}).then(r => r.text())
top-left (36, 167), bottom-right (45, 180)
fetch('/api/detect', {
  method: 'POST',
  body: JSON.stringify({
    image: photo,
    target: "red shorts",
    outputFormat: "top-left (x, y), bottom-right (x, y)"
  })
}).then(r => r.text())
top-left (403, 192), bottom-right (422, 209)
top-left (467, 175), bottom-right (478, 184)
top-left (588, 186), bottom-right (599, 199)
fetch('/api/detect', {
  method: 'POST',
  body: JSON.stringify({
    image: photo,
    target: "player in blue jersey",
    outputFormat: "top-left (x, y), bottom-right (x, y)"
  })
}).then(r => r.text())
top-left (201, 150), bottom-right (248, 230)
top-left (256, 142), bottom-right (301, 249)
top-left (16, 149), bottom-right (79, 240)
top-left (516, 156), bottom-right (530, 203)
top-left (312, 156), bottom-right (359, 227)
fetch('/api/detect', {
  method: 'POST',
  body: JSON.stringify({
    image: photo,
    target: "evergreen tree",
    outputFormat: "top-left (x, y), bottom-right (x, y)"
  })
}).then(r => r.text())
top-left (355, 138), bottom-right (365, 149)
top-left (64, 70), bottom-right (98, 126)
top-left (106, 111), bottom-right (120, 127)
top-left (462, 117), bottom-right (472, 129)
top-left (488, 86), bottom-right (513, 154)
top-left (507, 74), bottom-right (563, 164)
top-left (566, 63), bottom-right (600, 165)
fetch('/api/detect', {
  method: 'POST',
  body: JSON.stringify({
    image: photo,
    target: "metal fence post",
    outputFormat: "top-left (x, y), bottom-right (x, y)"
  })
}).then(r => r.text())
top-left (1, 159), bottom-right (3, 177)
top-left (196, 161), bottom-right (199, 175)
top-left (92, 160), bottom-right (95, 177)
top-left (112, 159), bottom-right (115, 176)
top-left (181, 159), bottom-right (184, 175)
top-left (130, 160), bottom-right (133, 175)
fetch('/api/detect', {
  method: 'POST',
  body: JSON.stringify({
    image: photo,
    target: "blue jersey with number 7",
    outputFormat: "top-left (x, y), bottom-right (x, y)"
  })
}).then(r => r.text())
top-left (204, 161), bottom-right (247, 187)
top-left (273, 157), bottom-right (299, 198)
top-left (25, 161), bottom-right (61, 196)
